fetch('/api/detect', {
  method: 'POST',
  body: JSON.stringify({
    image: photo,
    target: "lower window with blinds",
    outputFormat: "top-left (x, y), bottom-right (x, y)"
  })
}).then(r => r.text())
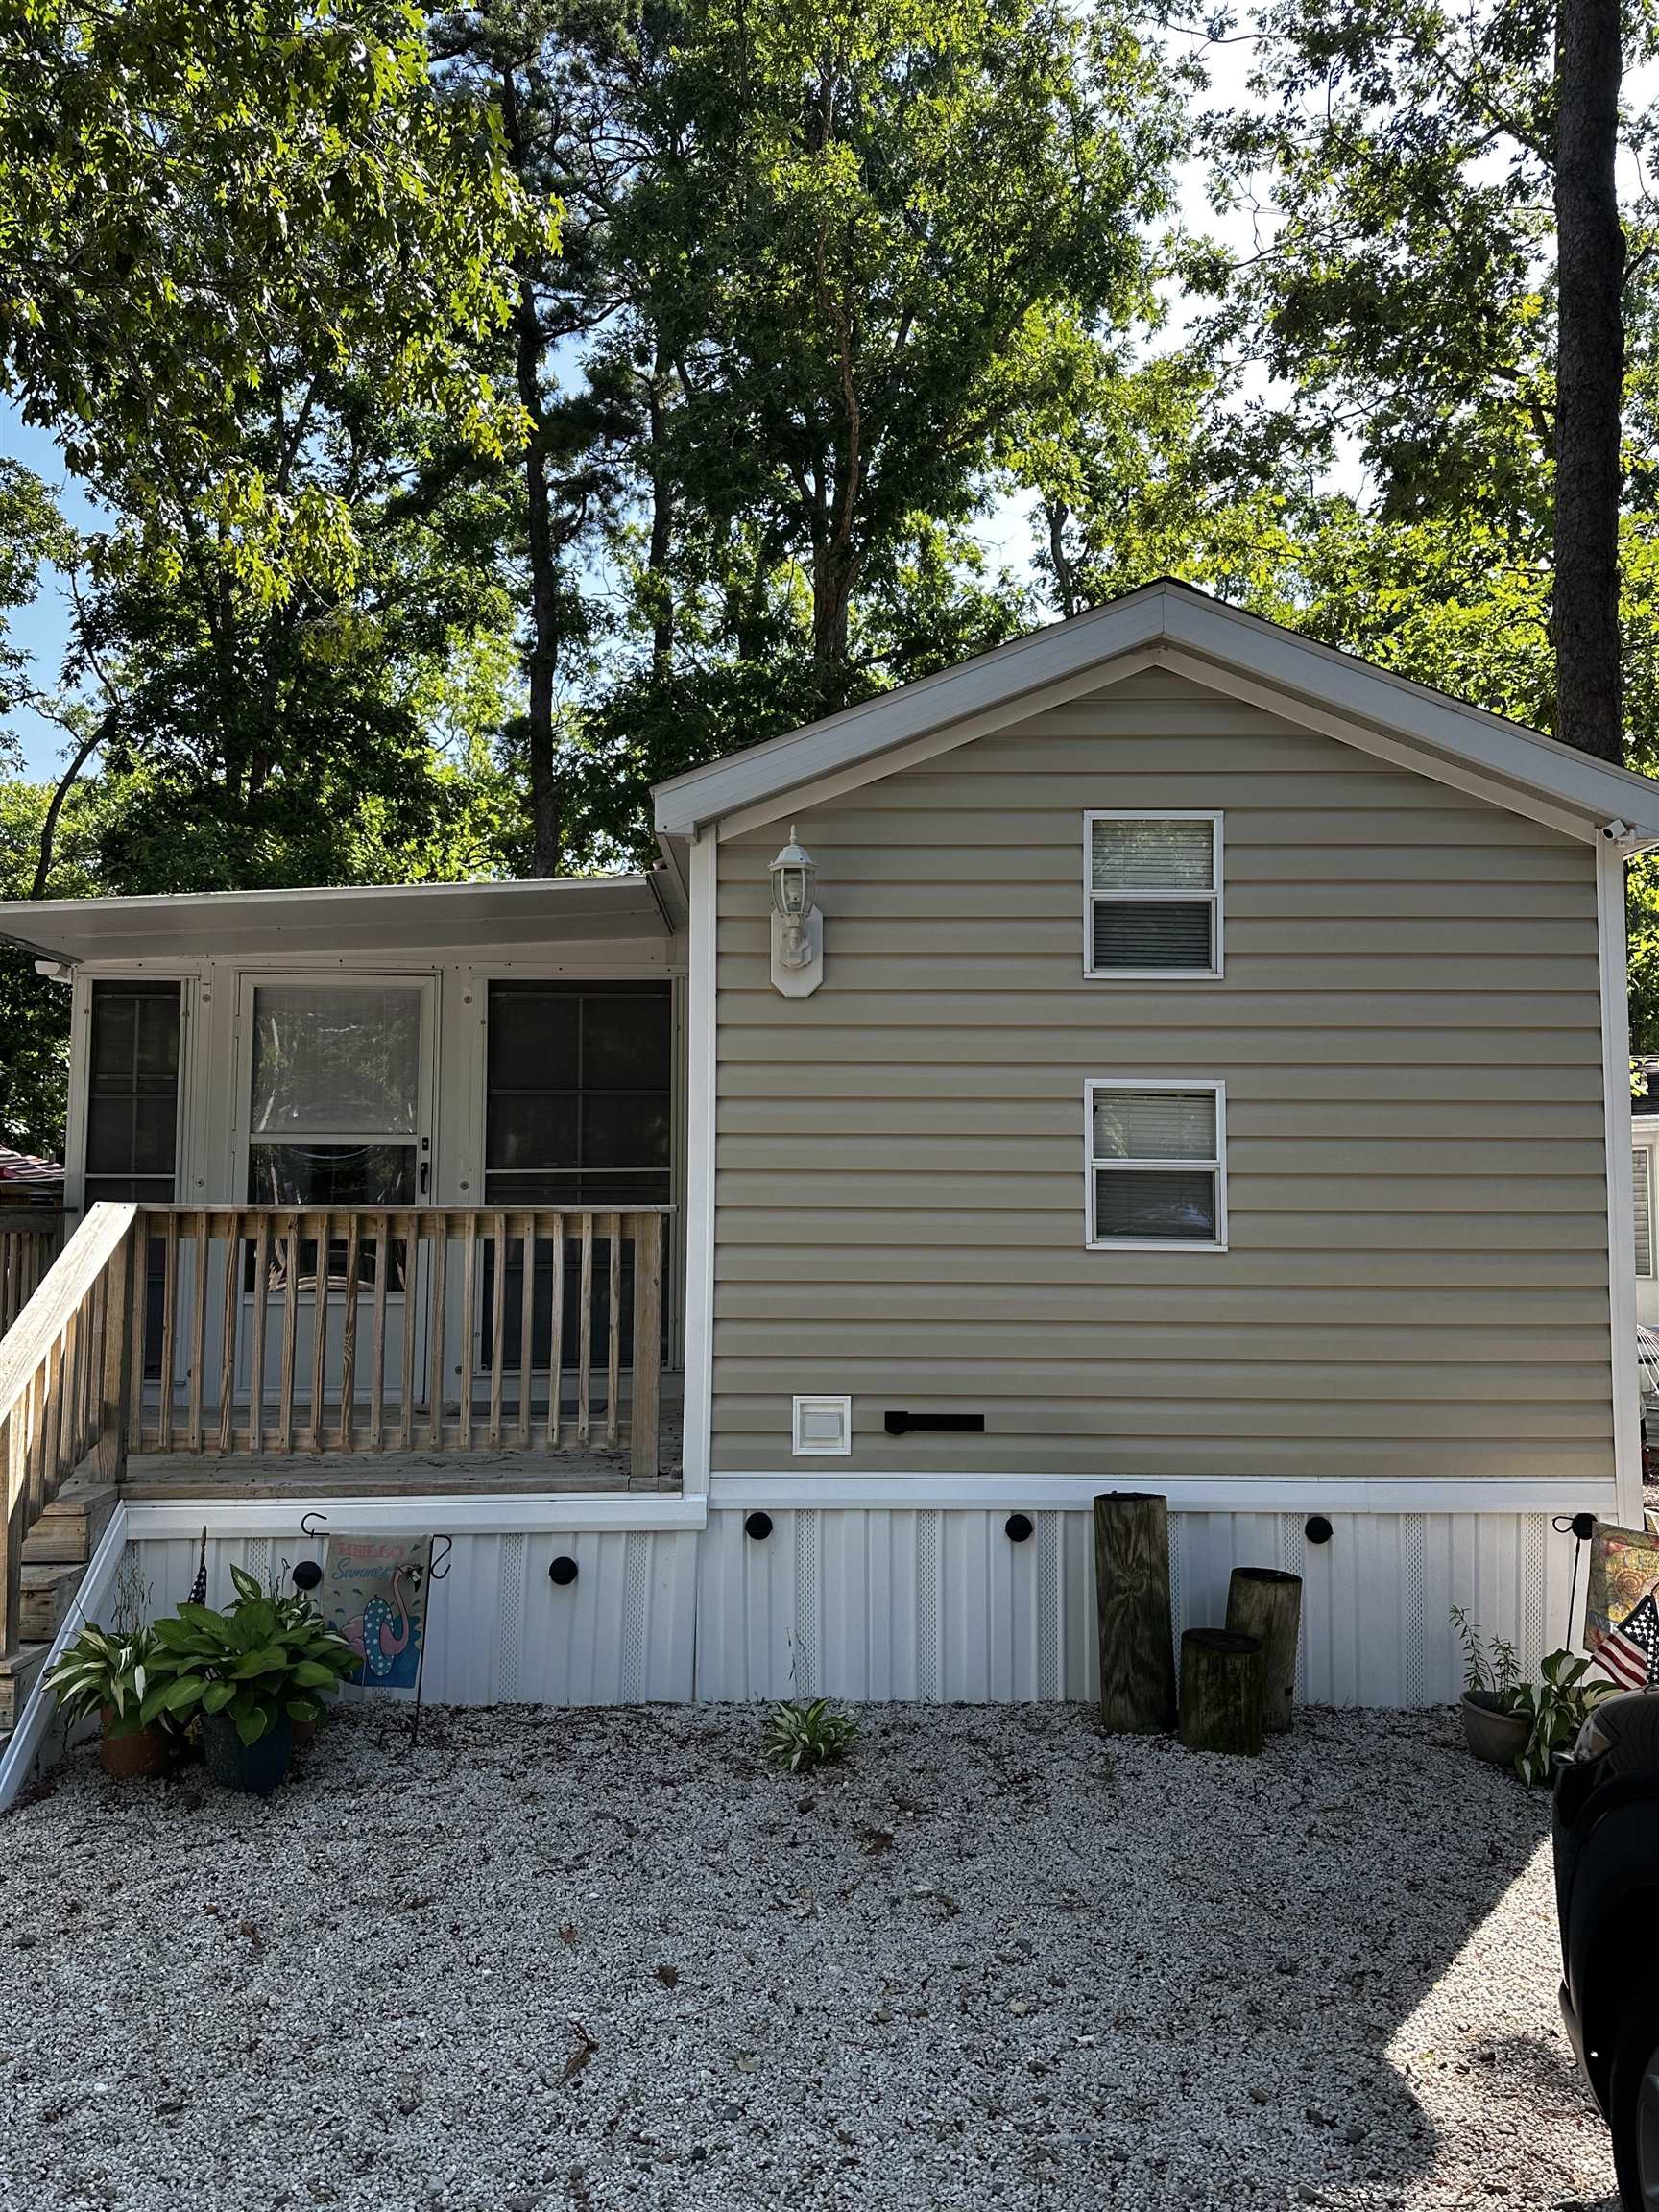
top-left (1086, 1080), bottom-right (1227, 1251)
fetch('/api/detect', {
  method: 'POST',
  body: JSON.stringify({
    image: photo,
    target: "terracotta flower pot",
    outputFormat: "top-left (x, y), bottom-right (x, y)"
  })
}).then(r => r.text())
top-left (98, 1708), bottom-right (176, 1780)
top-left (1461, 1690), bottom-right (1528, 1768)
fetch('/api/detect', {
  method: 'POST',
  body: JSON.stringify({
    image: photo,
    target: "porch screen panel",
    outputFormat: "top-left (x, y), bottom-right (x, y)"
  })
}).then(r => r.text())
top-left (84, 980), bottom-right (181, 1206)
top-left (483, 981), bottom-right (672, 1372)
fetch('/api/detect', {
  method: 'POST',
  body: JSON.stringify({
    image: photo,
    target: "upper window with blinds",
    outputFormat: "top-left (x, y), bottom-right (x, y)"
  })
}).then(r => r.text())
top-left (1086, 1080), bottom-right (1226, 1250)
top-left (1636, 1145), bottom-right (1654, 1279)
top-left (1084, 812), bottom-right (1223, 979)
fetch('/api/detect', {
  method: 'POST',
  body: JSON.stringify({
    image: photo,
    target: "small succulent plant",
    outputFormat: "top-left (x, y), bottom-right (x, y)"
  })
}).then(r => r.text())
top-left (760, 1697), bottom-right (859, 1772)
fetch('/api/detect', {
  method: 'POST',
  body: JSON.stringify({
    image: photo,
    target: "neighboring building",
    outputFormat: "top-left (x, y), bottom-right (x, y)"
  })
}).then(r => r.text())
top-left (3, 579), bottom-right (1656, 1714)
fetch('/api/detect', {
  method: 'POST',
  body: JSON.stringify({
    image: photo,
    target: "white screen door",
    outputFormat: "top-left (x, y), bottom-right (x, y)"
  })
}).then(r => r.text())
top-left (235, 975), bottom-right (437, 1413)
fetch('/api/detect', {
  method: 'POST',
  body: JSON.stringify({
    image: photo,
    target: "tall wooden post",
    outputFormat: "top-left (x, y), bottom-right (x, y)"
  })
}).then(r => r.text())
top-left (1225, 1566), bottom-right (1302, 1734)
top-left (1093, 1490), bottom-right (1176, 1733)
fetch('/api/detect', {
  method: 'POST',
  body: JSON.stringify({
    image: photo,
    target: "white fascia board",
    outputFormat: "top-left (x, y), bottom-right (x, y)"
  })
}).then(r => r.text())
top-left (1159, 596), bottom-right (1659, 841)
top-left (708, 1473), bottom-right (1621, 1515)
top-left (125, 1494), bottom-right (709, 1537)
top-left (652, 589), bottom-right (1170, 834)
top-left (652, 579), bottom-right (1659, 846)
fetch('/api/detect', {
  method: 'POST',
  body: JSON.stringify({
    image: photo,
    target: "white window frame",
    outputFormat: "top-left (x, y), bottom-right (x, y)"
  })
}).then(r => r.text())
top-left (1084, 1077), bottom-right (1228, 1253)
top-left (1636, 1142), bottom-right (1655, 1280)
top-left (1082, 810), bottom-right (1224, 982)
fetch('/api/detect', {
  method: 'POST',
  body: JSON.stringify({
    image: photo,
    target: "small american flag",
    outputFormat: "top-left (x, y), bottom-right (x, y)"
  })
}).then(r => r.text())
top-left (1593, 1591), bottom-right (1659, 1691)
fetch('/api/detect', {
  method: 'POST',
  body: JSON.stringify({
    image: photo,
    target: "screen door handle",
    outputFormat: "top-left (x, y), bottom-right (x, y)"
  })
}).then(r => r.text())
top-left (419, 1159), bottom-right (429, 1195)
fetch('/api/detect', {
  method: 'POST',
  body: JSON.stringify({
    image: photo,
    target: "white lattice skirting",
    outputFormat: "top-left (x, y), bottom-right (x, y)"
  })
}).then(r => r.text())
top-left (127, 1505), bottom-right (1583, 1710)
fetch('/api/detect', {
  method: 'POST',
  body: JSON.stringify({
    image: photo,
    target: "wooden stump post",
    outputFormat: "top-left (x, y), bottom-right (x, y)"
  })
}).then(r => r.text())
top-left (1093, 1491), bottom-right (1176, 1733)
top-left (1224, 1566), bottom-right (1302, 1735)
top-left (1178, 1628), bottom-right (1265, 1757)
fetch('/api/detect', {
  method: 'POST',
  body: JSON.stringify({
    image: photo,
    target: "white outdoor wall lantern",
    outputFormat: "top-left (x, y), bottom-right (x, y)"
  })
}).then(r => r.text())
top-left (768, 825), bottom-right (823, 997)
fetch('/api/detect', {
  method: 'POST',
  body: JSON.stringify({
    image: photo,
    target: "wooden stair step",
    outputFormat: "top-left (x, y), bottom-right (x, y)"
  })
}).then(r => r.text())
top-left (22, 1482), bottom-right (118, 1567)
top-left (0, 1645), bottom-right (51, 1735)
top-left (19, 1563), bottom-right (84, 1643)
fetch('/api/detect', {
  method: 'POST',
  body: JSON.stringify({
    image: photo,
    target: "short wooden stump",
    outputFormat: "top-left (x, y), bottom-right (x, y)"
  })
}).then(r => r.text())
top-left (1177, 1627), bottom-right (1265, 1758)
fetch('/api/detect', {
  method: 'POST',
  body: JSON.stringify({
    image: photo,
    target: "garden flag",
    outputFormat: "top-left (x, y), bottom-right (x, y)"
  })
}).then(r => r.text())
top-left (317, 1535), bottom-right (431, 1698)
top-left (1585, 1522), bottom-right (1659, 1692)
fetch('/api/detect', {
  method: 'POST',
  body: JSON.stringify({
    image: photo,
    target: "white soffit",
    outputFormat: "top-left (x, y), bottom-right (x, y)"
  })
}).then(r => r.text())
top-left (0, 871), bottom-right (684, 969)
top-left (650, 579), bottom-right (1659, 846)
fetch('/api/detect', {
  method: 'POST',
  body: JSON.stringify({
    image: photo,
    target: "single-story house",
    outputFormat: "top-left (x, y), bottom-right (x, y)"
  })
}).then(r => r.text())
top-left (3, 578), bottom-right (1656, 1719)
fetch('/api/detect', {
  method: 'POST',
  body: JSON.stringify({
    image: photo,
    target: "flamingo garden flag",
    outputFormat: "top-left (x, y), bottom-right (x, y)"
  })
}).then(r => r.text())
top-left (1585, 1521), bottom-right (1659, 1693)
top-left (318, 1535), bottom-right (431, 1696)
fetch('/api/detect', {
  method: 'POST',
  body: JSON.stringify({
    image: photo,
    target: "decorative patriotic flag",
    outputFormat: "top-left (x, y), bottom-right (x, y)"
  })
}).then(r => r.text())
top-left (1586, 1524), bottom-right (1659, 1692)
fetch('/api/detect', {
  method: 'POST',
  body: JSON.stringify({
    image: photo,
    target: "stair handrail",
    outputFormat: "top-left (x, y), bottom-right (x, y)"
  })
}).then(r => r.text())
top-left (0, 1202), bottom-right (137, 1652)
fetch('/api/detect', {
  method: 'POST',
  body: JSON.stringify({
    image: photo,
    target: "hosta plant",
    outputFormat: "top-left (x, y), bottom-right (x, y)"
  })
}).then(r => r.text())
top-left (1510, 1649), bottom-right (1623, 1789)
top-left (760, 1697), bottom-right (859, 1773)
top-left (43, 1623), bottom-right (174, 1738)
top-left (141, 1564), bottom-right (357, 1747)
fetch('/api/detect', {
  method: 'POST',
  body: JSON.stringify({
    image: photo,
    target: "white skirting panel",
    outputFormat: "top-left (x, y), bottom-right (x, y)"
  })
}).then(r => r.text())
top-left (694, 1506), bottom-right (1586, 1708)
top-left (131, 1528), bottom-right (700, 1705)
top-left (128, 1505), bottom-right (1586, 1710)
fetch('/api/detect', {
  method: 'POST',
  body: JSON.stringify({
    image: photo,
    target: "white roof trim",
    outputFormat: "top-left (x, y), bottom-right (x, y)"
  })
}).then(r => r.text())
top-left (652, 580), bottom-right (1659, 844)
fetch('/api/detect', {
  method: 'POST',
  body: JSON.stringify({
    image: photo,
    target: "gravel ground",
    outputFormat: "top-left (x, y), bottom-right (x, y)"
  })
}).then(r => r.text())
top-left (0, 1703), bottom-right (1620, 2212)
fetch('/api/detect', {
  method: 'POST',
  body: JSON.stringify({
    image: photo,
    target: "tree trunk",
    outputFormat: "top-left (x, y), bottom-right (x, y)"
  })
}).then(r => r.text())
top-left (1554, 0), bottom-right (1624, 763)
top-left (1224, 1567), bottom-right (1302, 1735)
top-left (1093, 1490), bottom-right (1176, 1733)
top-left (1178, 1629), bottom-right (1264, 1757)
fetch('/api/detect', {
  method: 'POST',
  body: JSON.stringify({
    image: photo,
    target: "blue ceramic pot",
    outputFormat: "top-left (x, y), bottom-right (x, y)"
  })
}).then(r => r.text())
top-left (201, 1710), bottom-right (294, 1797)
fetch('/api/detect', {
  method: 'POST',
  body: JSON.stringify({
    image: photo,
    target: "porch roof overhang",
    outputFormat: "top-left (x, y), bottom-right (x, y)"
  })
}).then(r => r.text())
top-left (651, 577), bottom-right (1659, 849)
top-left (0, 871), bottom-right (684, 971)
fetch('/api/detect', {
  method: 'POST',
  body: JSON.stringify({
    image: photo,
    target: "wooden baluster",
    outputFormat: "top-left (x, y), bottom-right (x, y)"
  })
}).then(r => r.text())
top-left (338, 1211), bottom-right (361, 1455)
top-left (277, 1212), bottom-right (301, 1455)
top-left (458, 1210), bottom-right (476, 1452)
top-left (128, 1217), bottom-right (150, 1452)
top-left (157, 1210), bottom-right (179, 1453)
top-left (248, 1214), bottom-right (270, 1455)
top-left (308, 1210), bottom-right (331, 1454)
top-left (369, 1209), bottom-right (390, 1452)
top-left (84, 1272), bottom-right (106, 1467)
top-left (185, 1210), bottom-right (209, 1454)
top-left (426, 1213), bottom-right (447, 1451)
top-left (98, 1222), bottom-right (132, 1485)
top-left (605, 1211), bottom-right (622, 1451)
top-left (0, 1412), bottom-right (24, 1658)
top-left (487, 1209), bottom-right (507, 1451)
top-left (34, 1341), bottom-right (59, 1518)
top-left (398, 1211), bottom-right (418, 1452)
top-left (517, 1212), bottom-right (535, 1451)
top-left (629, 1213), bottom-right (663, 1485)
top-left (217, 1211), bottom-right (241, 1455)
top-left (577, 1212), bottom-right (593, 1450)
top-left (546, 1213), bottom-right (565, 1451)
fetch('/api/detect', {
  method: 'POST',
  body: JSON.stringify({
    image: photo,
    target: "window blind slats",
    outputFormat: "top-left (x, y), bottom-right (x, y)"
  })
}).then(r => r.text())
top-left (1091, 819), bottom-right (1214, 890)
top-left (1092, 902), bottom-right (1214, 972)
top-left (1092, 1088), bottom-right (1216, 1163)
top-left (1636, 1146), bottom-right (1654, 1278)
top-left (1094, 1168), bottom-right (1217, 1242)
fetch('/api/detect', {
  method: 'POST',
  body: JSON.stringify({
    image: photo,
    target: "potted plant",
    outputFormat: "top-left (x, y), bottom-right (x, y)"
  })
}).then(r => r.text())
top-left (43, 1623), bottom-right (182, 1779)
top-left (1450, 1606), bottom-right (1527, 1766)
top-left (141, 1565), bottom-right (357, 1796)
top-left (1509, 1648), bottom-right (1623, 1787)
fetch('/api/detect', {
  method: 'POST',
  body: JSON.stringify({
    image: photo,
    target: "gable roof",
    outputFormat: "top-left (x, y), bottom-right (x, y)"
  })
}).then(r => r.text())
top-left (652, 578), bottom-right (1659, 848)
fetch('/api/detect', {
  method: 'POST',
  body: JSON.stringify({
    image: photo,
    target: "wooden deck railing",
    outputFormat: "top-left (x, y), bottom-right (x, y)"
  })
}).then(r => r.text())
top-left (0, 1202), bottom-right (670, 1642)
top-left (0, 1210), bottom-right (66, 1338)
top-left (128, 1205), bottom-right (668, 1475)
top-left (0, 1203), bottom-right (132, 1648)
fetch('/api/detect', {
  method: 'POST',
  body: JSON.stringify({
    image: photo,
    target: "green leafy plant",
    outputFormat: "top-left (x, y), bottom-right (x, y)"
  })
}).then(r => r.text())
top-left (43, 1622), bottom-right (173, 1738)
top-left (1450, 1606), bottom-right (1522, 1703)
top-left (1509, 1649), bottom-right (1623, 1788)
top-left (140, 1564), bottom-right (357, 1747)
top-left (760, 1698), bottom-right (859, 1773)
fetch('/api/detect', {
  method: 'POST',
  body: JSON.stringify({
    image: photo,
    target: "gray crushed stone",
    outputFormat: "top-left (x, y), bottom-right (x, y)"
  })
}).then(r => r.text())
top-left (0, 1703), bottom-right (1619, 2212)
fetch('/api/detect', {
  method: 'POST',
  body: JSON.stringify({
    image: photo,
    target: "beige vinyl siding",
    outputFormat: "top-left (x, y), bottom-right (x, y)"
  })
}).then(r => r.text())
top-left (709, 667), bottom-right (1614, 1482)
